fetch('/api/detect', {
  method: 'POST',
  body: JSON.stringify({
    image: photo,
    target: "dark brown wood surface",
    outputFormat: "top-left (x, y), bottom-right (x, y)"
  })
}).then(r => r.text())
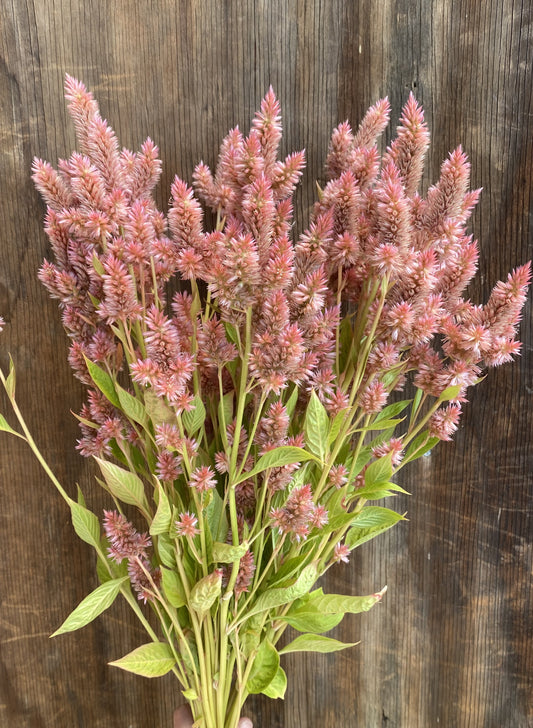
top-left (0, 1), bottom-right (531, 726)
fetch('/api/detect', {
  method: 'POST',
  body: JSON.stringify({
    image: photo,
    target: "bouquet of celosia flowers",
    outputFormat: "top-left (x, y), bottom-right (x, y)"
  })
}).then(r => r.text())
top-left (0, 76), bottom-right (529, 728)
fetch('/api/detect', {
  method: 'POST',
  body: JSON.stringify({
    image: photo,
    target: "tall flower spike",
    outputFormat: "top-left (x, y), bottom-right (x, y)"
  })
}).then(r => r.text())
top-left (382, 93), bottom-right (430, 197)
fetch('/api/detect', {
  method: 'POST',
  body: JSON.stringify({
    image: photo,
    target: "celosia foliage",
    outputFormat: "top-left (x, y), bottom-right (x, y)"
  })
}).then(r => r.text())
top-left (0, 76), bottom-right (526, 728)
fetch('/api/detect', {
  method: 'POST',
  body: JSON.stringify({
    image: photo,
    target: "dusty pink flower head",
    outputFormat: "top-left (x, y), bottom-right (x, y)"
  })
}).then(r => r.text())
top-left (189, 465), bottom-right (217, 494)
top-left (175, 512), bottom-right (200, 538)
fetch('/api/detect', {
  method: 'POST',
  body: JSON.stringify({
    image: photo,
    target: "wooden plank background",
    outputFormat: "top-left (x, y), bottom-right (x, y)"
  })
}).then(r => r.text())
top-left (0, 1), bottom-right (531, 726)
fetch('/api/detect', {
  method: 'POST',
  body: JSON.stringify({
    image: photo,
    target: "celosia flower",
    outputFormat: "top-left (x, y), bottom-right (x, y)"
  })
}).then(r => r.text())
top-left (103, 510), bottom-right (151, 564)
top-left (175, 512), bottom-right (200, 538)
top-left (333, 542), bottom-right (351, 564)
top-left (189, 466), bottom-right (217, 493)
top-left (270, 484), bottom-right (317, 542)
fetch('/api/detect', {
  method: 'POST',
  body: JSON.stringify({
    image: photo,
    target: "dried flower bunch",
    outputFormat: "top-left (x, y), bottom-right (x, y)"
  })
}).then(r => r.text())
top-left (1, 76), bottom-right (529, 728)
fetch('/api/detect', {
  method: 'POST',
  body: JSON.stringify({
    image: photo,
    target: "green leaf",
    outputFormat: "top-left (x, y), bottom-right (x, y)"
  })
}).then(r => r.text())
top-left (244, 563), bottom-right (318, 621)
top-left (261, 666), bottom-right (287, 699)
top-left (307, 588), bottom-right (387, 616)
top-left (328, 410), bottom-right (347, 446)
top-left (350, 506), bottom-right (405, 529)
top-left (304, 391), bottom-right (329, 461)
top-left (0, 413), bottom-right (23, 439)
top-left (150, 484), bottom-right (172, 536)
top-left (95, 458), bottom-right (149, 513)
top-left (157, 533), bottom-right (177, 568)
top-left (404, 433), bottom-right (440, 463)
top-left (235, 446), bottom-right (319, 484)
top-left (182, 688), bottom-right (198, 701)
top-left (182, 395), bottom-right (206, 436)
top-left (346, 508), bottom-right (404, 547)
top-left (211, 541), bottom-right (248, 563)
top-left (364, 454), bottom-right (393, 487)
top-left (205, 489), bottom-right (228, 543)
top-left (51, 577), bottom-right (128, 636)
top-left (374, 400), bottom-right (411, 422)
top-left (356, 480), bottom-right (409, 500)
top-left (359, 417), bottom-right (405, 432)
top-left (84, 357), bottom-right (120, 408)
top-left (144, 389), bottom-right (175, 426)
top-left (438, 384), bottom-right (462, 402)
top-left (282, 590), bottom-right (344, 634)
top-left (69, 500), bottom-right (101, 550)
top-left (279, 633), bottom-right (358, 655)
top-left (116, 385), bottom-right (148, 426)
top-left (266, 554), bottom-right (308, 588)
top-left (284, 385), bottom-right (299, 419)
top-left (246, 639), bottom-right (280, 694)
top-left (161, 567), bottom-right (186, 608)
top-left (109, 642), bottom-right (175, 677)
top-left (338, 316), bottom-right (354, 373)
top-left (4, 355), bottom-right (16, 398)
top-left (218, 391), bottom-right (233, 429)
top-left (190, 571), bottom-right (222, 615)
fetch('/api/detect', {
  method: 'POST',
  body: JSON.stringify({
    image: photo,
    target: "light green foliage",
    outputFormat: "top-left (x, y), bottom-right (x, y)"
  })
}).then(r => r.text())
top-left (304, 391), bottom-right (329, 461)
top-left (279, 633), bottom-right (358, 655)
top-left (108, 642), bottom-right (176, 677)
top-left (246, 639), bottom-right (280, 694)
top-left (51, 577), bottom-right (128, 636)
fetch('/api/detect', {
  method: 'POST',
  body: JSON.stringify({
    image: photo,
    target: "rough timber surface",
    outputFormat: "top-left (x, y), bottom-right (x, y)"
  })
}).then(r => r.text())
top-left (0, 1), bottom-right (531, 727)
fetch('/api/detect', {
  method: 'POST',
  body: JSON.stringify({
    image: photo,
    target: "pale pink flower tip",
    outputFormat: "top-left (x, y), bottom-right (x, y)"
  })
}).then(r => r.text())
top-left (333, 542), bottom-right (351, 564)
top-left (175, 512), bottom-right (200, 537)
top-left (189, 465), bottom-right (217, 493)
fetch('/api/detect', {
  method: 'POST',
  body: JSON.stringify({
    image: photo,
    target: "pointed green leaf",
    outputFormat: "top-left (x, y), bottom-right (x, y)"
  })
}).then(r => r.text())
top-left (350, 506), bottom-right (405, 529)
top-left (84, 357), bottom-right (120, 408)
top-left (109, 642), bottom-right (175, 677)
top-left (144, 389), bottom-right (175, 426)
top-left (161, 567), bottom-right (186, 608)
top-left (347, 505), bottom-right (406, 546)
top-left (116, 385), bottom-right (148, 426)
top-left (243, 563), bottom-right (318, 621)
top-left (246, 639), bottom-right (280, 694)
top-left (235, 446), bottom-right (319, 484)
top-left (374, 400), bottom-right (411, 422)
top-left (364, 453), bottom-right (393, 486)
top-left (328, 410), bottom-right (347, 446)
top-left (279, 633), bottom-right (358, 655)
top-left (284, 385), bottom-right (299, 419)
top-left (356, 480), bottom-right (409, 500)
top-left (4, 355), bottom-right (16, 398)
top-left (261, 666), bottom-right (287, 699)
top-left (206, 488), bottom-right (228, 543)
top-left (150, 484), bottom-right (172, 536)
top-left (304, 391), bottom-right (329, 461)
top-left (190, 571), bottom-right (222, 615)
top-left (182, 395), bottom-right (206, 436)
top-left (283, 611), bottom-right (343, 634)
top-left (182, 688), bottom-right (198, 701)
top-left (69, 500), bottom-right (101, 550)
top-left (157, 533), bottom-right (177, 568)
top-left (51, 577), bottom-right (128, 636)
top-left (95, 458), bottom-right (149, 513)
top-left (0, 414), bottom-right (23, 439)
top-left (404, 433), bottom-right (440, 463)
top-left (211, 541), bottom-right (248, 563)
top-left (306, 588), bottom-right (386, 616)
top-left (438, 384), bottom-right (462, 402)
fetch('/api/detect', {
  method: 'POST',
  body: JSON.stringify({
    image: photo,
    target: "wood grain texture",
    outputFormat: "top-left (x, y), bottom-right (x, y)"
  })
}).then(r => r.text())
top-left (0, 1), bottom-right (531, 726)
